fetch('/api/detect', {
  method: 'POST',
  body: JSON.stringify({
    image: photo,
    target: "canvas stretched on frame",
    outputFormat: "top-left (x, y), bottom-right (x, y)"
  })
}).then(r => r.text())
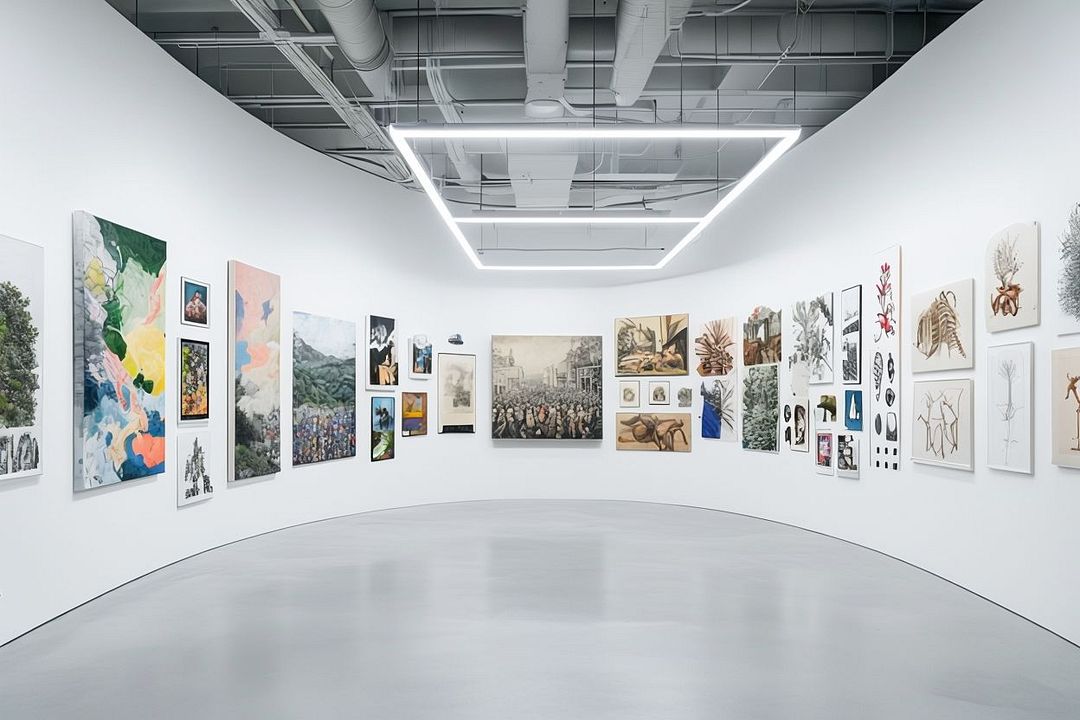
top-left (0, 235), bottom-right (44, 481)
top-left (616, 412), bottom-right (691, 452)
top-left (292, 312), bottom-right (357, 466)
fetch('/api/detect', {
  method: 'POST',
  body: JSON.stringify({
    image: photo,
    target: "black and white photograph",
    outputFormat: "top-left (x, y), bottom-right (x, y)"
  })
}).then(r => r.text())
top-left (491, 335), bottom-right (602, 440)
top-left (841, 285), bottom-right (862, 384)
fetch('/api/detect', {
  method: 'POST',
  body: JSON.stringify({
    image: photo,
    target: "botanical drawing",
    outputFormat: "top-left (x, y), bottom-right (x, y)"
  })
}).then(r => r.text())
top-left (917, 388), bottom-right (962, 460)
top-left (914, 290), bottom-right (965, 361)
top-left (991, 235), bottom-right (1023, 318)
top-left (912, 379), bottom-right (973, 470)
top-left (790, 294), bottom-right (833, 383)
top-left (741, 364), bottom-right (778, 452)
top-left (874, 262), bottom-right (896, 343)
top-left (995, 358), bottom-right (1021, 464)
top-left (1059, 204), bottom-right (1080, 325)
top-left (701, 377), bottom-right (736, 441)
top-left (871, 248), bottom-right (902, 471)
top-left (616, 314), bottom-right (689, 376)
top-left (695, 318), bottom-right (736, 376)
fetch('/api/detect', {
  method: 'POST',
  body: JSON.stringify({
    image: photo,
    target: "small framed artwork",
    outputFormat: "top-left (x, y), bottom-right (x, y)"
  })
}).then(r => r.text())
top-left (619, 380), bottom-right (640, 408)
top-left (844, 390), bottom-right (863, 431)
top-left (676, 387), bottom-right (692, 408)
top-left (177, 431), bottom-right (214, 507)
top-left (816, 394), bottom-right (837, 425)
top-left (438, 353), bottom-right (476, 433)
top-left (366, 314), bottom-right (399, 390)
top-left (181, 277), bottom-right (210, 328)
top-left (409, 335), bottom-right (433, 379)
top-left (840, 284), bottom-right (861, 384)
top-left (783, 397), bottom-right (809, 452)
top-left (836, 434), bottom-right (860, 478)
top-left (179, 338), bottom-right (210, 422)
top-left (402, 391), bottom-right (428, 437)
top-left (371, 396), bottom-right (396, 461)
top-left (649, 381), bottom-right (670, 406)
top-left (815, 431), bottom-right (834, 475)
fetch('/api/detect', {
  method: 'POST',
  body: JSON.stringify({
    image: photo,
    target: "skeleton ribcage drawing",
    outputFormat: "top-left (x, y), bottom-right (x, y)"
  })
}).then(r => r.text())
top-left (915, 291), bottom-right (966, 360)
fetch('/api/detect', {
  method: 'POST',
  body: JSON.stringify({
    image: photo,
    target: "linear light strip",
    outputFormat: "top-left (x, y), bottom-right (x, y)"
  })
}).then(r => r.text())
top-left (452, 216), bottom-right (704, 225)
top-left (387, 124), bottom-right (801, 272)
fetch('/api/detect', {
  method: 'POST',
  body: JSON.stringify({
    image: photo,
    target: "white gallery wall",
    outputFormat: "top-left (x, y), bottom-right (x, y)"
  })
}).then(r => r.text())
top-left (2, 0), bottom-right (1080, 647)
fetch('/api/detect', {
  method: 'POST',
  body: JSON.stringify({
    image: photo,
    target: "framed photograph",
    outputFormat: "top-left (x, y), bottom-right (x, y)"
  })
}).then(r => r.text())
top-left (181, 277), bottom-right (210, 328)
top-left (815, 431), bottom-right (834, 475)
top-left (402, 391), bottom-right (428, 437)
top-left (179, 338), bottom-right (210, 422)
top-left (438, 353), bottom-right (475, 433)
top-left (619, 380), bottom-right (640, 408)
top-left (409, 335), bottom-right (433, 379)
top-left (840, 284), bottom-right (862, 384)
top-left (912, 378), bottom-right (974, 471)
top-left (986, 342), bottom-right (1033, 474)
top-left (648, 380), bottom-right (670, 406)
top-left (371, 396), bottom-right (395, 461)
top-left (366, 314), bottom-right (398, 390)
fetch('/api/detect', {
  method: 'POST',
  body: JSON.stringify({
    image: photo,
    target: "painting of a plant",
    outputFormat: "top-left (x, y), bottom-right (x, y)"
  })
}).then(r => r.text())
top-left (741, 364), bottom-right (778, 452)
top-left (995, 359), bottom-right (1019, 463)
top-left (874, 262), bottom-right (896, 342)
top-left (790, 294), bottom-right (833, 384)
top-left (695, 318), bottom-right (735, 376)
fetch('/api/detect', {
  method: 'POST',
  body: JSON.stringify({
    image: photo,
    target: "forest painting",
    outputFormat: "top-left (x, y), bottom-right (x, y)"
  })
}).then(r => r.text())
top-left (987, 342), bottom-right (1032, 474)
top-left (695, 317), bottom-right (736, 376)
top-left (292, 312), bottom-right (356, 466)
top-left (0, 235), bottom-right (43, 481)
top-left (177, 431), bottom-right (213, 507)
top-left (1051, 347), bottom-right (1080, 468)
top-left (985, 222), bottom-right (1039, 332)
top-left (741, 364), bottom-right (778, 453)
top-left (73, 212), bottom-right (166, 492)
top-left (912, 378), bottom-right (973, 471)
top-left (911, 278), bottom-right (974, 373)
top-left (790, 293), bottom-right (834, 385)
top-left (228, 260), bottom-right (281, 481)
top-left (840, 285), bottom-right (861, 384)
top-left (616, 412), bottom-right (691, 452)
top-left (700, 376), bottom-right (737, 442)
top-left (179, 339), bottom-right (210, 422)
top-left (870, 247), bottom-right (901, 471)
top-left (615, 314), bottom-right (689, 376)
top-left (743, 306), bottom-right (782, 367)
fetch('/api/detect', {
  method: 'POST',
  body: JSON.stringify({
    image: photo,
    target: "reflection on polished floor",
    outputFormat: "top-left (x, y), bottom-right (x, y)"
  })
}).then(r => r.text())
top-left (2, 500), bottom-right (1079, 719)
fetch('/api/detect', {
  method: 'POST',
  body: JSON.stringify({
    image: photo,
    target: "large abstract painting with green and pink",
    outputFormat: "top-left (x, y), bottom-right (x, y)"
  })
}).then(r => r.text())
top-left (228, 260), bottom-right (281, 481)
top-left (73, 212), bottom-right (167, 492)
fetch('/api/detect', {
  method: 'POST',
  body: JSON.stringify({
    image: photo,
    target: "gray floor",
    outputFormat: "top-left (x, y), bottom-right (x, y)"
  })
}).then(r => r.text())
top-left (1, 501), bottom-right (1079, 719)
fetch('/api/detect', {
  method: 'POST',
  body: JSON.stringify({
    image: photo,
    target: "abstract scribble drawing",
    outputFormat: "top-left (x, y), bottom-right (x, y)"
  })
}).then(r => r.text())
top-left (874, 262), bottom-right (896, 342)
top-left (991, 235), bottom-right (1023, 318)
top-left (917, 387), bottom-right (964, 460)
top-left (695, 319), bottom-right (736, 376)
top-left (914, 290), bottom-right (966, 360)
top-left (995, 359), bottom-right (1021, 463)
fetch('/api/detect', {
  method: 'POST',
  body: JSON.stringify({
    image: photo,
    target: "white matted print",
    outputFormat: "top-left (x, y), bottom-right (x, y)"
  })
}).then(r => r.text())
top-left (870, 248), bottom-right (901, 471)
top-left (783, 397), bottom-right (809, 453)
top-left (911, 278), bottom-right (974, 373)
top-left (648, 380), bottom-right (670, 406)
top-left (985, 222), bottom-right (1039, 332)
top-left (619, 380), bottom-right (640, 408)
top-left (987, 342), bottom-right (1033, 474)
top-left (912, 378), bottom-right (974, 471)
top-left (1051, 347), bottom-right (1080, 468)
top-left (177, 431), bottom-right (214, 507)
top-left (840, 285), bottom-right (861, 384)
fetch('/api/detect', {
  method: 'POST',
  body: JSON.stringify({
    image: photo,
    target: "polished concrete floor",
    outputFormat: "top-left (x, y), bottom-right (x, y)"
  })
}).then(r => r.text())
top-left (1, 500), bottom-right (1079, 719)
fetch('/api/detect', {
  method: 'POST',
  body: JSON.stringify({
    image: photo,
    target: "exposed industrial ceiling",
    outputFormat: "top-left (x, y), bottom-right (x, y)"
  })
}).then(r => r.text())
top-left (107, 0), bottom-right (982, 268)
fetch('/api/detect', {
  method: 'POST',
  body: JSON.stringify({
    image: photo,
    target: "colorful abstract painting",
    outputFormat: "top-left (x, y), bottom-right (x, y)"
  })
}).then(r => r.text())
top-left (228, 260), bottom-right (281, 481)
top-left (402, 392), bottom-right (428, 437)
top-left (292, 312), bottom-right (356, 466)
top-left (371, 396), bottom-right (395, 461)
top-left (0, 235), bottom-right (43, 480)
top-left (73, 212), bottom-right (166, 492)
top-left (179, 339), bottom-right (209, 422)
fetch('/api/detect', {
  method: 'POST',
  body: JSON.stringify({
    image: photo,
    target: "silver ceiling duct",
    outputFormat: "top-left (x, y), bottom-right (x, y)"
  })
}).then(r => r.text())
top-left (314, 0), bottom-right (394, 100)
top-left (610, 0), bottom-right (694, 106)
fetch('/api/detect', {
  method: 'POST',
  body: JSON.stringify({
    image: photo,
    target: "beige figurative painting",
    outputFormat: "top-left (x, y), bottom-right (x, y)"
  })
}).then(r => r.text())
top-left (615, 314), bottom-right (689, 376)
top-left (743, 306), bottom-right (782, 367)
top-left (616, 412), bottom-right (691, 452)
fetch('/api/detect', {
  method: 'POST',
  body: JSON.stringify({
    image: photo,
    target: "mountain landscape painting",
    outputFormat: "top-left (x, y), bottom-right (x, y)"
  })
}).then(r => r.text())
top-left (292, 312), bottom-right (356, 466)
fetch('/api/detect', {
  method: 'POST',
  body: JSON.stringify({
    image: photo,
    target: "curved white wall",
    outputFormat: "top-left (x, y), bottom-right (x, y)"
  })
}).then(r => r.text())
top-left (3, 0), bottom-right (1080, 647)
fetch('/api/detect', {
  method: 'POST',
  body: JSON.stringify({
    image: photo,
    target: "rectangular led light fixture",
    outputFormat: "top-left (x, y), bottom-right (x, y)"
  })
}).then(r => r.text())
top-left (387, 124), bottom-right (801, 272)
